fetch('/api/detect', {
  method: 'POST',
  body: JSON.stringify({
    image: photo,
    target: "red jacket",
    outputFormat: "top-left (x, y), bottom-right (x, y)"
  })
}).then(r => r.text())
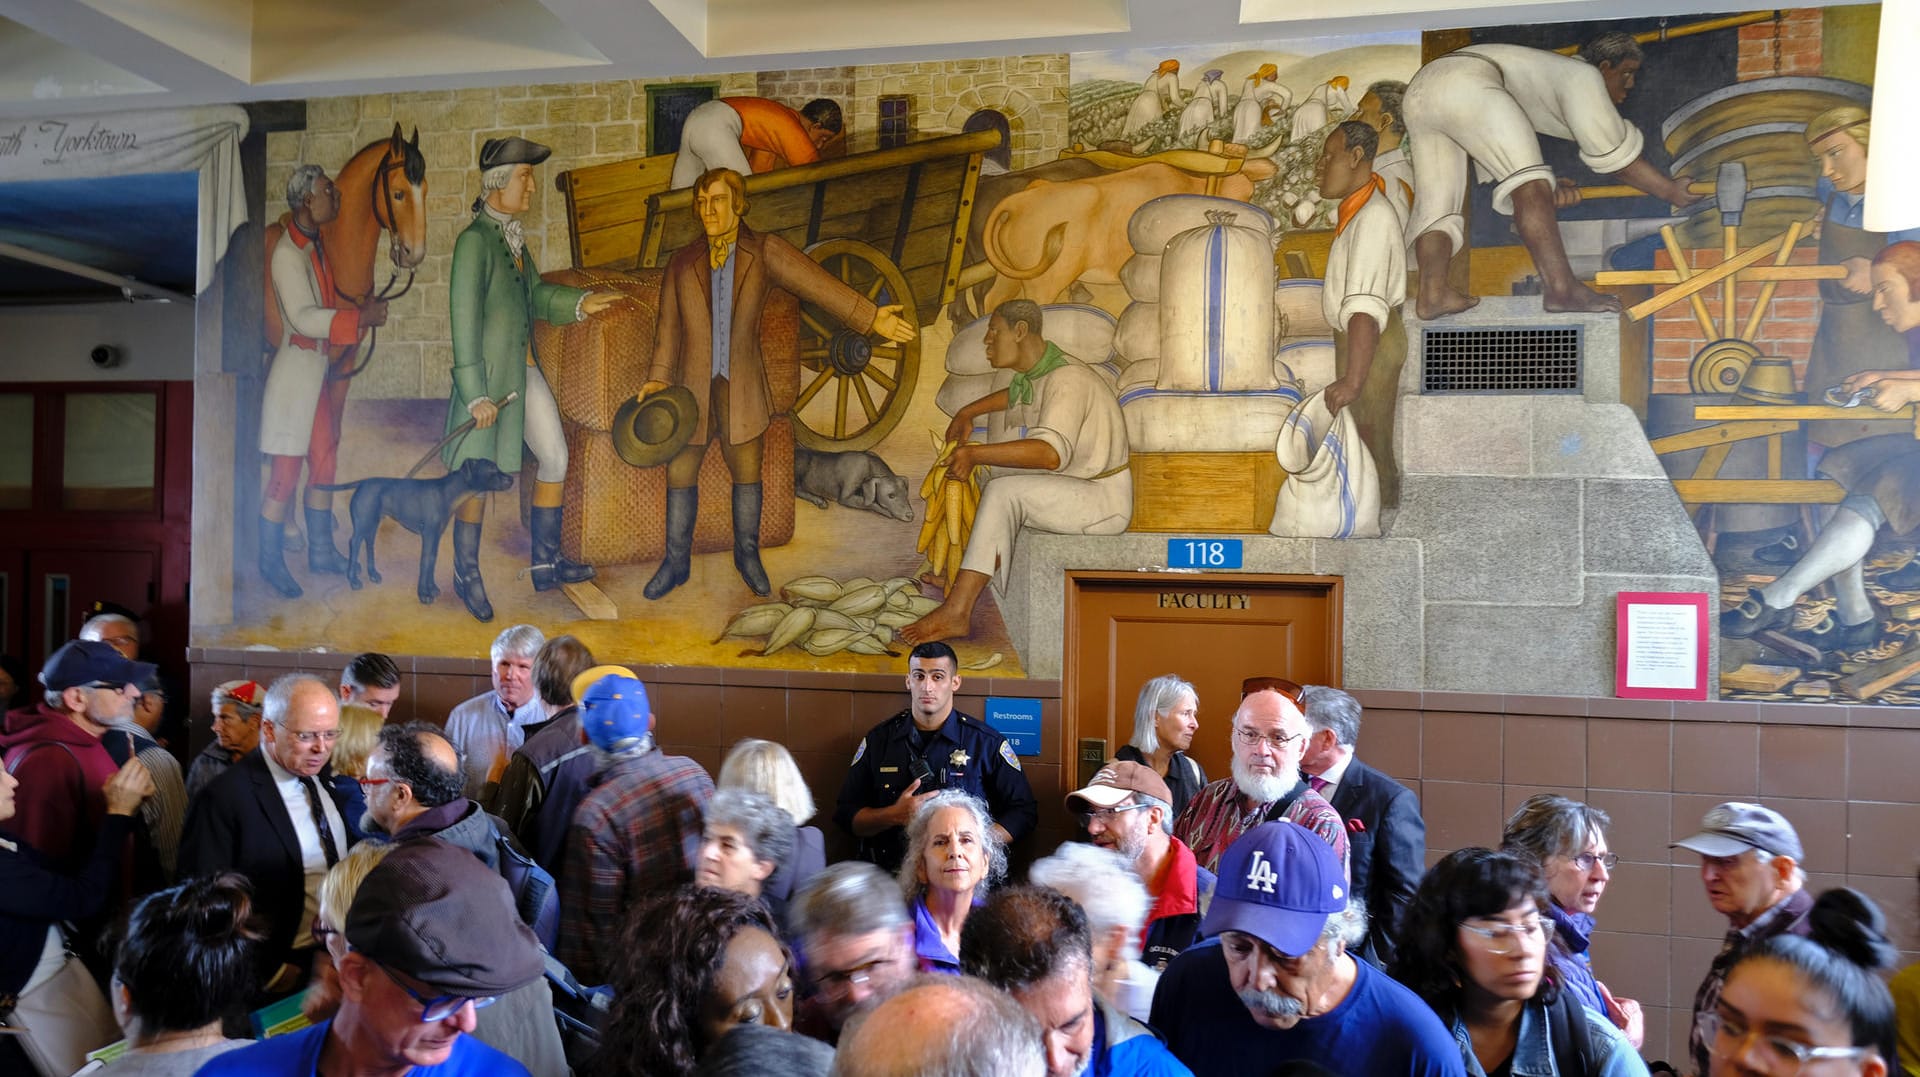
top-left (0, 704), bottom-right (125, 879)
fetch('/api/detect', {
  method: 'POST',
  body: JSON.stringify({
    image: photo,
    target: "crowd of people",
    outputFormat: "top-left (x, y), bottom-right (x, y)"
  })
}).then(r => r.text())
top-left (0, 616), bottom-right (1910, 1077)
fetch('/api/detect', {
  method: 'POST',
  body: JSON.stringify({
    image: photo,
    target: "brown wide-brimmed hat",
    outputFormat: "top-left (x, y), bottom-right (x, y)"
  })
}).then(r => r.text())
top-left (610, 385), bottom-right (699, 468)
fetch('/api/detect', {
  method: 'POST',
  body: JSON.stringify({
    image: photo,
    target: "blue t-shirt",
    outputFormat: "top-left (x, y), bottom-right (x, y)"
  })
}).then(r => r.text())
top-left (194, 1021), bottom-right (531, 1076)
top-left (1095, 999), bottom-right (1194, 1077)
top-left (1149, 940), bottom-right (1465, 1077)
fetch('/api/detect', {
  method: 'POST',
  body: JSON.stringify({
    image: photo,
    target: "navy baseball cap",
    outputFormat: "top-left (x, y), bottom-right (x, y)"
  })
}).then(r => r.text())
top-left (40, 639), bottom-right (155, 694)
top-left (1672, 802), bottom-right (1804, 861)
top-left (1202, 821), bottom-right (1348, 956)
top-left (581, 674), bottom-right (652, 751)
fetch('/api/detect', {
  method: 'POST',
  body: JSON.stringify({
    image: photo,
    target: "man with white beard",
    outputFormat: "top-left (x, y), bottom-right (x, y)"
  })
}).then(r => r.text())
top-left (1171, 681), bottom-right (1347, 876)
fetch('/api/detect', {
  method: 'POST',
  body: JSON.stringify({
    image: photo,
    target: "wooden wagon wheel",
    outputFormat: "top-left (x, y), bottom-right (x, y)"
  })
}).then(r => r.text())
top-left (792, 238), bottom-right (921, 452)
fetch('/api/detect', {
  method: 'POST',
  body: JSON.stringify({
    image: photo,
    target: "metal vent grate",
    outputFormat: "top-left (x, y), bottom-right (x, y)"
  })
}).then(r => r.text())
top-left (1421, 326), bottom-right (1583, 394)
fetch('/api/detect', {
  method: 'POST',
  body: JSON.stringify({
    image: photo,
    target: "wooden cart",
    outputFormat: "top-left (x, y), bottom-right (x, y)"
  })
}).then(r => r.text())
top-left (556, 129), bottom-right (1000, 452)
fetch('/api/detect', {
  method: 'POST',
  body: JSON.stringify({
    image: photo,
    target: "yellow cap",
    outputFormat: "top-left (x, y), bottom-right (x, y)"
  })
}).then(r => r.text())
top-left (571, 664), bottom-right (637, 704)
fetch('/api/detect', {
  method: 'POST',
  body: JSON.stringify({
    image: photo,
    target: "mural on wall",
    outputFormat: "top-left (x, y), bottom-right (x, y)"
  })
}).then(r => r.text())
top-left (197, 9), bottom-right (1915, 702)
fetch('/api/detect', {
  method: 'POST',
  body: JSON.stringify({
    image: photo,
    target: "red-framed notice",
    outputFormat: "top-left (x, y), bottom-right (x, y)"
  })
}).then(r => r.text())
top-left (1615, 592), bottom-right (1710, 700)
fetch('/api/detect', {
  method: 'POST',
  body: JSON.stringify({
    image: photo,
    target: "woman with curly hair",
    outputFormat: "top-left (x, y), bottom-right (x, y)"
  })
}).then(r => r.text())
top-left (1391, 848), bottom-right (1646, 1077)
top-left (593, 885), bottom-right (797, 1077)
top-left (100, 873), bottom-right (262, 1075)
top-left (897, 789), bottom-right (1005, 975)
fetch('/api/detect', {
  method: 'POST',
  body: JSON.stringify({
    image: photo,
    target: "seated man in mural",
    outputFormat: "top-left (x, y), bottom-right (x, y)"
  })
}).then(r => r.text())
top-left (258, 164), bottom-right (387, 600)
top-left (1354, 81), bottom-right (1413, 225)
top-left (445, 137), bottom-right (624, 622)
top-left (1401, 32), bottom-right (1703, 319)
top-left (1316, 120), bottom-right (1409, 509)
top-left (669, 96), bottom-right (846, 190)
top-left (1723, 242), bottom-right (1920, 647)
top-left (635, 166), bottom-right (915, 599)
top-left (901, 300), bottom-right (1132, 645)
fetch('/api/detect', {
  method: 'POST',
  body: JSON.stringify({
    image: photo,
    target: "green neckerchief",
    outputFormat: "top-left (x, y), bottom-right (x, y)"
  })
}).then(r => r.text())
top-left (1007, 342), bottom-right (1068, 406)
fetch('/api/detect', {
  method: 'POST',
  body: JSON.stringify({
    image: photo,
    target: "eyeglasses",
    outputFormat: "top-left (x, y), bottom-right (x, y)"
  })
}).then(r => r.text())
top-left (1075, 802), bottom-right (1152, 827)
top-left (1698, 1008), bottom-right (1872, 1075)
top-left (814, 956), bottom-right (891, 995)
top-left (1569, 852), bottom-right (1619, 872)
top-left (1458, 917), bottom-right (1554, 954)
top-left (1240, 676), bottom-right (1304, 705)
top-left (1233, 726), bottom-right (1305, 753)
top-left (277, 728), bottom-right (340, 746)
top-left (355, 776), bottom-right (392, 788)
top-left (84, 680), bottom-right (132, 691)
top-left (373, 960), bottom-right (499, 1023)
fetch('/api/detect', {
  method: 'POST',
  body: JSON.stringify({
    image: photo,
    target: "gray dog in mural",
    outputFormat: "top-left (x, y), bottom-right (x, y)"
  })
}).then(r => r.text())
top-left (794, 447), bottom-right (916, 522)
top-left (311, 458), bottom-right (517, 603)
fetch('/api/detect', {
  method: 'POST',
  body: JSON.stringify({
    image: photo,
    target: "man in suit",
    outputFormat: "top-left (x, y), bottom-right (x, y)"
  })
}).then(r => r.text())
top-left (179, 673), bottom-right (365, 995)
top-left (635, 166), bottom-right (916, 598)
top-left (1297, 684), bottom-right (1423, 968)
top-left (444, 136), bottom-right (625, 621)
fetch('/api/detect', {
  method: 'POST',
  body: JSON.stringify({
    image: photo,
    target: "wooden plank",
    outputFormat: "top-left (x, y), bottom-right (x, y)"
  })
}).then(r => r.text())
top-left (1694, 405), bottom-right (1917, 421)
top-left (1658, 225), bottom-right (1719, 341)
top-left (1594, 266), bottom-right (1847, 285)
top-left (1836, 641), bottom-right (1920, 700)
top-left (1573, 180), bottom-right (1715, 200)
top-left (560, 580), bottom-right (619, 620)
top-left (560, 153), bottom-right (677, 202)
top-left (1671, 479), bottom-right (1847, 503)
top-left (647, 130), bottom-right (1005, 220)
top-left (1125, 452), bottom-right (1281, 533)
top-left (578, 223), bottom-right (649, 270)
top-left (1744, 218), bottom-right (1807, 342)
top-left (1690, 442), bottom-right (1733, 480)
top-left (1756, 630), bottom-right (1823, 665)
top-left (1649, 420), bottom-right (1800, 454)
top-left (941, 153), bottom-right (985, 311)
top-left (1721, 663), bottom-right (1802, 692)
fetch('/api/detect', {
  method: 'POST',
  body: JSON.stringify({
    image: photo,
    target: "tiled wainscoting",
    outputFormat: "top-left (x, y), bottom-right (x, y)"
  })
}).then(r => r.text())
top-left (188, 649), bottom-right (1919, 1063)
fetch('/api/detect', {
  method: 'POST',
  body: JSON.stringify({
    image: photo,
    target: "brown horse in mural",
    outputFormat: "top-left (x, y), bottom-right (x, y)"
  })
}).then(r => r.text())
top-left (262, 123), bottom-right (428, 354)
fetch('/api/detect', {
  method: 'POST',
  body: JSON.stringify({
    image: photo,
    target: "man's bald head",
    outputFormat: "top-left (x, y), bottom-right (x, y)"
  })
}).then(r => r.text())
top-left (833, 976), bottom-right (1045, 1077)
top-left (365, 721), bottom-right (468, 835)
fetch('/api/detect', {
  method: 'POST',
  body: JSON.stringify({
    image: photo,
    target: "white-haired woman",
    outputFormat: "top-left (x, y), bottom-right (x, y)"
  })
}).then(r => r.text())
top-left (719, 739), bottom-right (825, 930)
top-left (1114, 675), bottom-right (1207, 819)
top-left (1030, 841), bottom-right (1158, 1022)
top-left (898, 790), bottom-right (1005, 976)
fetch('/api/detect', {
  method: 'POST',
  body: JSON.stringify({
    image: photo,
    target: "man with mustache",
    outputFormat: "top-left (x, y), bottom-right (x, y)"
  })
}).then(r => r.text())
top-left (1150, 821), bottom-right (1463, 1076)
top-left (1065, 761), bottom-right (1214, 972)
top-left (1171, 681), bottom-right (1346, 876)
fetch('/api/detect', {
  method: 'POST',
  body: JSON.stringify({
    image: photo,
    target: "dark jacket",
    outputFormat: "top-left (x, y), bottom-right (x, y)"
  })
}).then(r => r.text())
top-left (1324, 757), bottom-right (1424, 967)
top-left (1114, 745), bottom-right (1208, 821)
top-left (177, 751), bottom-right (365, 979)
top-left (0, 814), bottom-right (133, 996)
top-left (833, 709), bottom-right (1037, 872)
top-left (763, 824), bottom-right (826, 933)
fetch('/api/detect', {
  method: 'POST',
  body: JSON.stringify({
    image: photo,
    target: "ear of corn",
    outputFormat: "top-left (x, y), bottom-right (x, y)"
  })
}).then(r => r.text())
top-left (916, 433), bottom-right (981, 596)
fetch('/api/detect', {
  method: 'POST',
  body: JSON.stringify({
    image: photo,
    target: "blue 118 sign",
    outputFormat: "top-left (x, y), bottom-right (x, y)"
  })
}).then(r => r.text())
top-left (1166, 538), bottom-right (1243, 569)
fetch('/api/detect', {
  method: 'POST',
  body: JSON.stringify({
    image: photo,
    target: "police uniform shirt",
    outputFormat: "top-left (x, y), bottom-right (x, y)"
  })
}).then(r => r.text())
top-left (832, 709), bottom-right (1038, 872)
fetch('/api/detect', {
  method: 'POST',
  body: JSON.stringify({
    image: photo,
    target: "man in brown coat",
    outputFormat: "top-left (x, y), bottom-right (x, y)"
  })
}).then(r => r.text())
top-left (636, 166), bottom-right (915, 597)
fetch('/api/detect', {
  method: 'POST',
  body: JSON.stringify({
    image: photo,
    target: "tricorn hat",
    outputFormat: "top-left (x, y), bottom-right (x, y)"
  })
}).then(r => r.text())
top-left (610, 386), bottom-right (700, 468)
top-left (478, 136), bottom-right (552, 171)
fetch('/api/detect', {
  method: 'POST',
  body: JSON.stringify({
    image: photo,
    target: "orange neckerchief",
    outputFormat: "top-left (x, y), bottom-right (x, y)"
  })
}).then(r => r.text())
top-left (286, 224), bottom-right (340, 307)
top-left (1333, 174), bottom-right (1386, 240)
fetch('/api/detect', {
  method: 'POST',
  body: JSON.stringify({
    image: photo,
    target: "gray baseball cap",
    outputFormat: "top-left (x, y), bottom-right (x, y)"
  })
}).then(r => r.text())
top-left (1671, 802), bottom-right (1803, 860)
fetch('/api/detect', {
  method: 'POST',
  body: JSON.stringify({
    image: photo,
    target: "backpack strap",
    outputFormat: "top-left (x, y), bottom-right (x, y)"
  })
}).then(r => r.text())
top-left (1258, 778), bottom-right (1307, 825)
top-left (1545, 988), bottom-right (1601, 1075)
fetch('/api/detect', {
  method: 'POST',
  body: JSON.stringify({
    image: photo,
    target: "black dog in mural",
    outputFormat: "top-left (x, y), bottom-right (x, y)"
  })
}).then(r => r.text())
top-left (311, 458), bottom-right (516, 603)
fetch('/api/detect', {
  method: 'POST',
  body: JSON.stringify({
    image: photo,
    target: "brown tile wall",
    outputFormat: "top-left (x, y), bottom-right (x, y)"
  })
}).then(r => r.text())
top-left (1352, 689), bottom-right (1920, 1065)
top-left (188, 652), bottom-right (1919, 1065)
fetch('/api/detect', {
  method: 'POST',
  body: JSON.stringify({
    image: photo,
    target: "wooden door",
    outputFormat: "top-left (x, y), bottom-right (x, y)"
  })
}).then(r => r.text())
top-left (1063, 571), bottom-right (1341, 789)
top-left (26, 548), bottom-right (158, 671)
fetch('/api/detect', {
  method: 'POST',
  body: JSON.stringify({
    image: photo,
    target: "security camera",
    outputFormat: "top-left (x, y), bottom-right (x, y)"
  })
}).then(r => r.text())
top-left (90, 345), bottom-right (120, 369)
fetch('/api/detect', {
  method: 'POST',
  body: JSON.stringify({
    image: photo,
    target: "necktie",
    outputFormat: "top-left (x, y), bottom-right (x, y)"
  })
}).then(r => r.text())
top-left (709, 238), bottom-right (733, 270)
top-left (301, 776), bottom-right (341, 866)
top-left (1307, 775), bottom-right (1329, 795)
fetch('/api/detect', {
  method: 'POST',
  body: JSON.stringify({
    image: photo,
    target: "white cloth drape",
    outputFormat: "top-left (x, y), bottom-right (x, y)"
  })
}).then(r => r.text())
top-left (0, 105), bottom-right (251, 292)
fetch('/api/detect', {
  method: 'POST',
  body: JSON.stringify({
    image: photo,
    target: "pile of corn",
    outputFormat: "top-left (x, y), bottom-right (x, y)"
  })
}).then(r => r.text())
top-left (917, 435), bottom-right (981, 593)
top-left (716, 575), bottom-right (941, 657)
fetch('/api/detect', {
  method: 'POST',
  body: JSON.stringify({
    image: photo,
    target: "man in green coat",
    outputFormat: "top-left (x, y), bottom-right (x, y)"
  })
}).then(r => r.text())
top-left (446, 136), bottom-right (622, 621)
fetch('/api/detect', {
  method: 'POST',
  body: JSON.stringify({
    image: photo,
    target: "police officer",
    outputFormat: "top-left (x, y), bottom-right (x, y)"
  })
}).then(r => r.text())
top-left (834, 641), bottom-right (1037, 872)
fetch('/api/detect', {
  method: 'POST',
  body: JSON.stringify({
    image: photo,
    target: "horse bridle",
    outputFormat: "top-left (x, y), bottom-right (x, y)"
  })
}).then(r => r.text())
top-left (328, 148), bottom-right (418, 381)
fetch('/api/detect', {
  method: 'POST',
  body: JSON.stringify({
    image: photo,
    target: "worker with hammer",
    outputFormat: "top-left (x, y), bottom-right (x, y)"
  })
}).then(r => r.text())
top-left (1400, 32), bottom-right (1703, 319)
